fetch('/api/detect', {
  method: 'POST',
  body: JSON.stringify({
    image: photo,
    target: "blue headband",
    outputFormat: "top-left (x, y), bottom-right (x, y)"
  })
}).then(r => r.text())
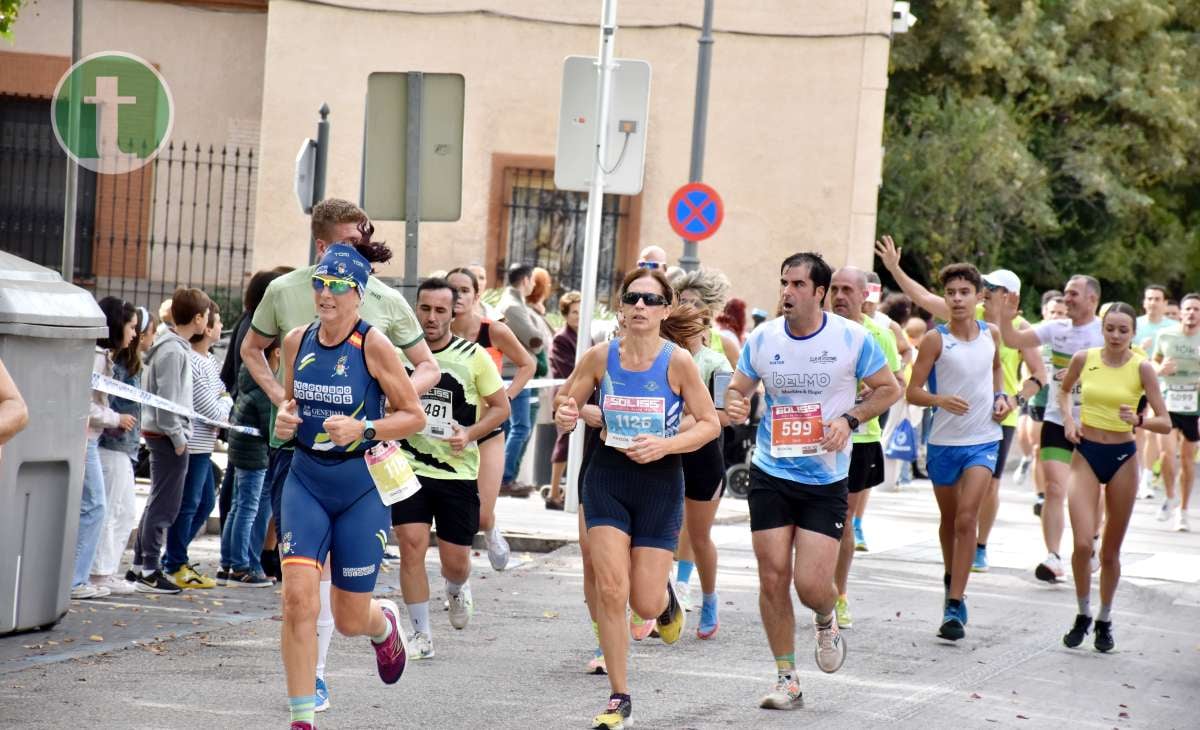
top-left (314, 243), bottom-right (371, 295)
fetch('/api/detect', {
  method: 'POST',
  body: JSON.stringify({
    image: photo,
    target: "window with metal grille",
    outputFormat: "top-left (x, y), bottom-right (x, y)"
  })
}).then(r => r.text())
top-left (501, 167), bottom-right (627, 307)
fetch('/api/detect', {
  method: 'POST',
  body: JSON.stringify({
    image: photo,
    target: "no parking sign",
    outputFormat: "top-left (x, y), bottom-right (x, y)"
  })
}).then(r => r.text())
top-left (668, 182), bottom-right (723, 242)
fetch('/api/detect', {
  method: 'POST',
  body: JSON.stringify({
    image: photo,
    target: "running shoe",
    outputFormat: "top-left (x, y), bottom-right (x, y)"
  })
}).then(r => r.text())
top-left (1014, 457), bottom-right (1031, 484)
top-left (696, 597), bottom-right (719, 639)
top-left (835, 596), bottom-right (853, 630)
top-left (124, 568), bottom-right (140, 583)
top-left (169, 564), bottom-right (216, 589)
top-left (971, 546), bottom-right (989, 573)
top-left (228, 570), bottom-right (274, 587)
top-left (1035, 553), bottom-right (1064, 583)
top-left (675, 580), bottom-right (693, 613)
top-left (1033, 493), bottom-right (1044, 518)
top-left (290, 722), bottom-right (314, 730)
top-left (1090, 537), bottom-right (1100, 574)
top-left (371, 599), bottom-right (409, 684)
top-left (216, 567), bottom-right (231, 586)
top-left (938, 601), bottom-right (965, 641)
top-left (586, 650), bottom-right (607, 675)
top-left (853, 521), bottom-right (868, 552)
top-left (409, 631), bottom-right (435, 660)
top-left (629, 612), bottom-right (655, 642)
top-left (314, 677), bottom-right (330, 712)
top-left (1157, 499), bottom-right (1175, 522)
top-left (759, 673), bottom-right (803, 710)
top-left (656, 581), bottom-right (685, 644)
top-left (591, 694), bottom-right (632, 729)
top-left (447, 583), bottom-right (474, 630)
top-left (382, 548), bottom-right (401, 565)
top-left (1174, 510), bottom-right (1190, 532)
top-left (94, 575), bottom-right (135, 595)
top-left (70, 583), bottom-right (110, 600)
top-left (486, 527), bottom-right (510, 571)
top-left (1062, 613), bottom-right (1092, 648)
top-left (135, 570), bottom-right (182, 594)
top-left (1093, 620), bottom-right (1114, 652)
top-left (813, 614), bottom-right (846, 673)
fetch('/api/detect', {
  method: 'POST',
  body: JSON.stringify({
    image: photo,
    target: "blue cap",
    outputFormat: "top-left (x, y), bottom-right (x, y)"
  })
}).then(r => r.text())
top-left (314, 243), bottom-right (371, 295)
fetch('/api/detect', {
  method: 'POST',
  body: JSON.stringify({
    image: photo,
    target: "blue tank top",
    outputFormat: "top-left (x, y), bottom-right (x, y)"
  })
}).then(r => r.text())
top-left (293, 319), bottom-right (385, 455)
top-left (599, 338), bottom-right (682, 448)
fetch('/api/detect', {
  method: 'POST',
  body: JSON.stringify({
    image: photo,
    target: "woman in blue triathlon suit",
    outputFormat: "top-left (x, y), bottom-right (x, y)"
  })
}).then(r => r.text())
top-left (273, 243), bottom-right (426, 730)
top-left (555, 268), bottom-right (725, 730)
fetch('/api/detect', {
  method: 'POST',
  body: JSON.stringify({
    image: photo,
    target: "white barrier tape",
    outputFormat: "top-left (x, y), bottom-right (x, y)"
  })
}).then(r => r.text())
top-left (505, 377), bottom-right (567, 390)
top-left (90, 372), bottom-right (262, 437)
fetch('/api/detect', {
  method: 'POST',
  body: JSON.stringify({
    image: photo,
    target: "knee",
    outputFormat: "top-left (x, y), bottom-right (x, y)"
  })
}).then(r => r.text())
top-left (1044, 480), bottom-right (1066, 498)
top-left (333, 606), bottom-right (368, 636)
top-left (758, 563), bottom-right (792, 598)
top-left (282, 585), bottom-right (319, 625)
top-left (954, 511), bottom-right (977, 535)
top-left (592, 571), bottom-right (629, 606)
top-left (792, 576), bottom-right (828, 607)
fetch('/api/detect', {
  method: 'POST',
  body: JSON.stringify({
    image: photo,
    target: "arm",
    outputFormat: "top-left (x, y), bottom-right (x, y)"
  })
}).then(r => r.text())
top-left (242, 328), bottom-right (286, 406)
top-left (458, 389), bottom-right (511, 449)
top-left (272, 327), bottom-right (306, 443)
top-left (998, 301), bottom-right (1043, 350)
top-left (626, 349), bottom-right (720, 464)
top-left (1135, 361), bottom-right (1172, 435)
top-left (490, 320), bottom-right (537, 397)
top-left (1017, 340), bottom-right (1048, 401)
top-left (0, 358), bottom-right (28, 446)
top-left (191, 361), bottom-right (233, 422)
top-left (873, 234), bottom-right (949, 320)
top-left (719, 332), bottom-right (740, 369)
top-left (888, 319), bottom-right (912, 359)
top-left (990, 326), bottom-right (1013, 422)
top-left (502, 302), bottom-right (545, 353)
top-left (1056, 352), bottom-right (1086, 442)
top-left (88, 352), bottom-right (122, 430)
top-left (400, 339), bottom-right (441, 396)
top-left (905, 331), bottom-right (956, 410)
top-left (155, 348), bottom-right (193, 452)
top-left (554, 344), bottom-right (607, 433)
top-left (355, 328), bottom-right (426, 441)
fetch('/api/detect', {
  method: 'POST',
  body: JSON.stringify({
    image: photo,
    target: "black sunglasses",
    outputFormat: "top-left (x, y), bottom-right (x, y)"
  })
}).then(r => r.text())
top-left (621, 291), bottom-right (669, 307)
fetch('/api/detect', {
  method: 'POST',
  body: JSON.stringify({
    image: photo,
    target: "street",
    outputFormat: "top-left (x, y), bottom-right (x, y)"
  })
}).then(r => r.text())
top-left (2, 474), bottom-right (1198, 729)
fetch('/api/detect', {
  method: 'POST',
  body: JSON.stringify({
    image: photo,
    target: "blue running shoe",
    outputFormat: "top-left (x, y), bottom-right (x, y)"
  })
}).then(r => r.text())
top-left (315, 676), bottom-right (330, 712)
top-left (696, 596), bottom-right (719, 639)
top-left (971, 546), bottom-right (989, 573)
top-left (958, 595), bottom-right (968, 625)
top-left (852, 520), bottom-right (867, 551)
top-left (938, 600), bottom-right (965, 641)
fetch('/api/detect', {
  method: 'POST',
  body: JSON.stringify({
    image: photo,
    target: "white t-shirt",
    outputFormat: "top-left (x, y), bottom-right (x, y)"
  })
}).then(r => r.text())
top-left (1033, 317), bottom-right (1103, 426)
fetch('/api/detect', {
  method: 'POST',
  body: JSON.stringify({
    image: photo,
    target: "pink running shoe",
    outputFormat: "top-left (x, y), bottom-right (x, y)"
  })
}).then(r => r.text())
top-left (290, 722), bottom-right (315, 730)
top-left (371, 599), bottom-right (410, 685)
top-left (629, 612), bottom-right (656, 642)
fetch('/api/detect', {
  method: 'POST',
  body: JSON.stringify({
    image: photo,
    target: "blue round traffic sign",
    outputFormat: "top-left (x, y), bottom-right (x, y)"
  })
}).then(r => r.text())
top-left (668, 182), bottom-right (724, 242)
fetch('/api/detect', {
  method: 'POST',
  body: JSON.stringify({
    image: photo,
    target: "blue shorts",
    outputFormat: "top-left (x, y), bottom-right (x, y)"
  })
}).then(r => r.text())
top-left (582, 445), bottom-right (683, 551)
top-left (927, 442), bottom-right (1000, 487)
top-left (279, 449), bottom-right (389, 593)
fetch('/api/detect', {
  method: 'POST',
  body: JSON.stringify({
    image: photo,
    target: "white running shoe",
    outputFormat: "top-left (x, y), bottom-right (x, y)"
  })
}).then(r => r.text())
top-left (1035, 553), bottom-right (1064, 583)
top-left (409, 631), bottom-right (435, 660)
top-left (448, 583), bottom-right (474, 630)
top-left (1174, 510), bottom-right (1190, 532)
top-left (1158, 498), bottom-right (1177, 521)
top-left (1090, 537), bottom-right (1100, 574)
top-left (759, 674), bottom-right (803, 710)
top-left (486, 527), bottom-right (510, 571)
top-left (95, 575), bottom-right (135, 595)
top-left (674, 581), bottom-right (693, 613)
top-left (813, 614), bottom-right (846, 673)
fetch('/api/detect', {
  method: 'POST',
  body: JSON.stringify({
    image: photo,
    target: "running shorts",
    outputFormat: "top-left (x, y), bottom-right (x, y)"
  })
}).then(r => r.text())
top-left (1169, 413), bottom-right (1200, 443)
top-left (682, 436), bottom-right (725, 502)
top-left (847, 441), bottom-right (884, 494)
top-left (747, 466), bottom-right (847, 541)
top-left (993, 425), bottom-right (1016, 478)
top-left (1039, 421), bottom-right (1076, 464)
top-left (582, 444), bottom-right (683, 551)
top-left (390, 476), bottom-right (481, 547)
top-left (927, 441), bottom-right (1000, 486)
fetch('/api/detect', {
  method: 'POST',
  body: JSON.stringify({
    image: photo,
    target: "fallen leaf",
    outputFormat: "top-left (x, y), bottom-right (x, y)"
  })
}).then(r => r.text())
top-left (89, 635), bottom-right (103, 642)
top-left (971, 693), bottom-right (982, 700)
top-left (543, 611), bottom-right (559, 619)
top-left (112, 621), bottom-right (127, 627)
top-left (1016, 716), bottom-right (1029, 720)
top-left (211, 600), bottom-right (223, 607)
top-left (45, 640), bottom-right (58, 646)
top-left (1119, 712), bottom-right (1130, 719)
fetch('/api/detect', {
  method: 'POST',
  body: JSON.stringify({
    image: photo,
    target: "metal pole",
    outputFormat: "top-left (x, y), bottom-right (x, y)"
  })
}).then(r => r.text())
top-left (679, 0), bottom-right (714, 272)
top-left (307, 103), bottom-right (330, 264)
top-left (61, 0), bottom-right (83, 281)
top-left (565, 0), bottom-right (618, 514)
top-left (402, 71), bottom-right (424, 306)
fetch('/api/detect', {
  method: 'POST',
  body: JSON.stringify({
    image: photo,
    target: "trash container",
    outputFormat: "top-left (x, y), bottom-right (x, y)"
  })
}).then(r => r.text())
top-left (0, 251), bottom-right (106, 634)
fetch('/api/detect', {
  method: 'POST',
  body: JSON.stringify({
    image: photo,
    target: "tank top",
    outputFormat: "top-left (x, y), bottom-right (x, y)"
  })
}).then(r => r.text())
top-left (928, 321), bottom-right (1003, 447)
top-left (708, 327), bottom-right (725, 357)
top-left (293, 320), bottom-right (386, 455)
top-left (475, 318), bottom-right (504, 372)
top-left (1079, 348), bottom-right (1144, 433)
top-left (599, 338), bottom-right (682, 449)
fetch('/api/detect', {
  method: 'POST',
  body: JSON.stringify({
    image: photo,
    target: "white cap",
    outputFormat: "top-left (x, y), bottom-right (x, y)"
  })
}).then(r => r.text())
top-left (983, 269), bottom-right (1021, 294)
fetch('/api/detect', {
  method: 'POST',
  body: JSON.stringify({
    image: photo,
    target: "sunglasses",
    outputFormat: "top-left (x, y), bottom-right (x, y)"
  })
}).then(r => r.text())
top-left (621, 291), bottom-right (669, 307)
top-left (637, 261), bottom-right (662, 270)
top-left (312, 276), bottom-right (358, 295)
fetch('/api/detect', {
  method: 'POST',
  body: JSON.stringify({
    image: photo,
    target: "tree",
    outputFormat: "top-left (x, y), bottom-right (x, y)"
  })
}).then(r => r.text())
top-left (879, 0), bottom-right (1200, 307)
top-left (0, 0), bottom-right (22, 40)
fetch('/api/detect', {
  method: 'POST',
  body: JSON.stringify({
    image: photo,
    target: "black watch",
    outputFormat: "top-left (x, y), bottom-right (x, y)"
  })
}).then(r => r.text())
top-left (841, 413), bottom-right (860, 431)
top-left (362, 419), bottom-right (377, 441)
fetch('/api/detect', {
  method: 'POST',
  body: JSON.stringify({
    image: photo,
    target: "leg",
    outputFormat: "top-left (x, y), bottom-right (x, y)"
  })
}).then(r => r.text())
top-left (72, 439), bottom-right (108, 588)
top-left (550, 460), bottom-right (566, 503)
top-left (792, 528), bottom-right (840, 616)
top-left (588, 526), bottom-right (633, 695)
top-left (329, 586), bottom-right (387, 638)
top-left (579, 506), bottom-right (598, 624)
top-left (162, 453), bottom-right (207, 573)
top-left (218, 459), bottom-right (235, 533)
top-left (685, 497), bottom-right (722, 595)
top-left (231, 467), bottom-right (267, 571)
top-left (753, 526), bottom-right (797, 659)
top-left (976, 477), bottom-right (1000, 546)
top-left (1041, 459), bottom-right (1070, 556)
top-left (835, 491), bottom-right (864, 596)
top-left (627, 545), bottom-right (675, 621)
top-left (477, 431), bottom-right (504, 532)
top-left (947, 467), bottom-right (991, 600)
top-left (1098, 460), bottom-right (1138, 607)
top-left (136, 438), bottom-right (189, 571)
top-left (247, 469), bottom-right (273, 574)
top-left (1180, 439), bottom-right (1196, 511)
top-left (394, 523), bottom-right (432, 605)
top-left (1065, 454), bottom-right (1101, 605)
top-left (91, 447), bottom-right (133, 578)
top-left (932, 486), bottom-right (959, 577)
top-left (1159, 431), bottom-right (1179, 502)
top-left (280, 563), bottom-right (322, 696)
top-left (437, 541), bottom-right (471, 585)
top-left (501, 389), bottom-right (532, 485)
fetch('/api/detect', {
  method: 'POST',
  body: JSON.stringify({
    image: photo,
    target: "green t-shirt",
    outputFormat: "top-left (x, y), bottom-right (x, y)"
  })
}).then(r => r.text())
top-left (399, 336), bottom-right (504, 481)
top-left (251, 265), bottom-right (424, 448)
top-left (854, 314), bottom-right (901, 444)
top-left (1152, 325), bottom-right (1200, 416)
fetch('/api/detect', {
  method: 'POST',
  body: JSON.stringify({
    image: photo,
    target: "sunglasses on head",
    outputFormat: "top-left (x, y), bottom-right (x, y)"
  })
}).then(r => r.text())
top-left (312, 276), bottom-right (357, 295)
top-left (637, 261), bottom-right (662, 270)
top-left (621, 291), bottom-right (669, 307)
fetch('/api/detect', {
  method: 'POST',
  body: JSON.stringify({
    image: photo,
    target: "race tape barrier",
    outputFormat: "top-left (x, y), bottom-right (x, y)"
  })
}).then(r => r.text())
top-left (90, 372), bottom-right (262, 437)
top-left (508, 377), bottom-right (567, 390)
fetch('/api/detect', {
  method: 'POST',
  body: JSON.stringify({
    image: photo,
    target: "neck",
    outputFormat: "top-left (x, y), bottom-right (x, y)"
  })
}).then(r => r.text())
top-left (785, 308), bottom-right (823, 337)
top-left (174, 325), bottom-right (200, 341)
top-left (318, 314), bottom-right (357, 344)
top-left (948, 315), bottom-right (976, 337)
top-left (1183, 324), bottom-right (1199, 336)
top-left (190, 340), bottom-right (209, 354)
top-left (1102, 344), bottom-right (1130, 361)
top-left (452, 309), bottom-right (480, 333)
top-left (1147, 313), bottom-right (1163, 323)
top-left (428, 333), bottom-right (452, 350)
top-left (623, 328), bottom-right (661, 353)
top-left (1071, 312), bottom-right (1095, 327)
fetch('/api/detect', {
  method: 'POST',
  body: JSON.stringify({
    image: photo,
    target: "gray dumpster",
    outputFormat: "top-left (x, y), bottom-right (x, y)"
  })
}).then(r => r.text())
top-left (0, 251), bottom-right (106, 634)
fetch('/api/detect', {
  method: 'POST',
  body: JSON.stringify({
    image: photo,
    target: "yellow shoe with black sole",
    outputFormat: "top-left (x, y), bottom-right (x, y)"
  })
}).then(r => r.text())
top-left (591, 694), bottom-right (632, 729)
top-left (655, 581), bottom-right (685, 645)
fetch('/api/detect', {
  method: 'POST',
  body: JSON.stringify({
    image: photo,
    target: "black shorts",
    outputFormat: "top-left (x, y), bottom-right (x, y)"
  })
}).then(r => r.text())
top-left (478, 428), bottom-right (503, 445)
top-left (1170, 413), bottom-right (1200, 443)
top-left (682, 437), bottom-right (725, 501)
top-left (1029, 405), bottom-right (1046, 423)
top-left (582, 445), bottom-right (683, 550)
top-left (847, 441), bottom-right (884, 494)
top-left (390, 476), bottom-right (480, 546)
top-left (1039, 420), bottom-right (1075, 464)
top-left (747, 466), bottom-right (847, 541)
top-left (993, 425), bottom-right (1016, 478)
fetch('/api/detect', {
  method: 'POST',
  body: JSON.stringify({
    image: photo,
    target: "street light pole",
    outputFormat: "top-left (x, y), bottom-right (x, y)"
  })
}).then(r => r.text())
top-left (61, 0), bottom-right (82, 282)
top-left (680, 0), bottom-right (714, 272)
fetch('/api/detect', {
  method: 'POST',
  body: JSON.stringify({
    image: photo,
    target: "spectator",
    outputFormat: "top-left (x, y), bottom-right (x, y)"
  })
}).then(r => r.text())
top-left (0, 357), bottom-right (28, 462)
top-left (546, 290), bottom-right (582, 509)
top-left (134, 287), bottom-right (212, 594)
top-left (156, 298), bottom-right (174, 338)
top-left (91, 305), bottom-right (153, 595)
top-left (74, 297), bottom-right (138, 599)
top-left (716, 297), bottom-right (747, 345)
top-left (498, 263), bottom-right (544, 496)
top-left (467, 263), bottom-right (503, 319)
top-left (162, 301), bottom-right (232, 589)
top-left (218, 340), bottom-right (278, 587)
top-left (526, 267), bottom-right (556, 434)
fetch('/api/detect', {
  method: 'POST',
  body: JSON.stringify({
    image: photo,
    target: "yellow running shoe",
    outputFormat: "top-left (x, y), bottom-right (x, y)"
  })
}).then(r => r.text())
top-left (170, 564), bottom-right (216, 589)
top-left (835, 596), bottom-right (853, 629)
top-left (655, 581), bottom-right (685, 645)
top-left (591, 694), bottom-right (631, 729)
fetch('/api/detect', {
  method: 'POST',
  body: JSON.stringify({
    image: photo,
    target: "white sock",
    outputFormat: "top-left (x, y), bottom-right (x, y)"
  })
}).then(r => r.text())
top-left (142, 567), bottom-right (154, 577)
top-left (369, 603), bottom-right (393, 644)
top-left (445, 578), bottom-right (465, 597)
top-left (316, 580), bottom-right (334, 679)
top-left (408, 601), bottom-right (431, 636)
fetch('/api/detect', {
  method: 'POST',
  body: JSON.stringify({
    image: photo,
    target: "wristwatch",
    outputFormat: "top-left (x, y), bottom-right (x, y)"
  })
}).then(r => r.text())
top-left (362, 419), bottom-right (377, 441)
top-left (841, 414), bottom-right (860, 431)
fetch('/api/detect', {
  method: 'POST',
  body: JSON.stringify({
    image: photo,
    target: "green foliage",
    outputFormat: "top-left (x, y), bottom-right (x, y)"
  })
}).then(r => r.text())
top-left (880, 0), bottom-right (1200, 307)
top-left (0, 0), bottom-right (21, 40)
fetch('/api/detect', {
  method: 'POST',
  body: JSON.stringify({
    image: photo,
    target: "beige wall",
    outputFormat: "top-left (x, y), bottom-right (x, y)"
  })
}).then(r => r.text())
top-left (254, 0), bottom-right (890, 313)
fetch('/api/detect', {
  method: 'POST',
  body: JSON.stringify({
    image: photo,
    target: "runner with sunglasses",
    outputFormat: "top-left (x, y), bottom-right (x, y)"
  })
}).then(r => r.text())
top-left (636, 244), bottom-right (668, 271)
top-left (272, 244), bottom-right (427, 730)
top-left (555, 268), bottom-right (722, 730)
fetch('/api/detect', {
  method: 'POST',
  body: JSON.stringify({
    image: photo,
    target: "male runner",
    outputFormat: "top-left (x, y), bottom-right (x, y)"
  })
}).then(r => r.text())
top-left (1151, 293), bottom-right (1200, 531)
top-left (727, 252), bottom-right (899, 710)
top-left (827, 266), bottom-right (902, 629)
top-left (1136, 285), bottom-right (1173, 496)
top-left (392, 278), bottom-right (510, 658)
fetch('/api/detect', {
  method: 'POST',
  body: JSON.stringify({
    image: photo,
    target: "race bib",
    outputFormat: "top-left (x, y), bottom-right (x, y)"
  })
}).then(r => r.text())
top-left (1167, 384), bottom-right (1198, 413)
top-left (420, 388), bottom-right (454, 440)
top-left (770, 403), bottom-right (825, 458)
top-left (364, 441), bottom-right (422, 505)
top-left (603, 394), bottom-right (665, 449)
top-left (713, 371), bottom-right (732, 409)
top-left (1053, 368), bottom-right (1082, 408)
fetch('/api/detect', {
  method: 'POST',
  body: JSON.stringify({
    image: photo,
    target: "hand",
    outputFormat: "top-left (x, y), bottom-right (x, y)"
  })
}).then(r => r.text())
top-left (626, 434), bottom-right (670, 464)
top-left (1160, 358), bottom-right (1178, 376)
top-left (580, 404), bottom-right (604, 429)
top-left (936, 395), bottom-right (971, 416)
top-left (556, 397), bottom-right (580, 434)
top-left (1063, 417), bottom-right (1080, 445)
top-left (174, 442), bottom-right (187, 456)
top-left (447, 423), bottom-right (470, 454)
top-left (118, 413), bottom-right (137, 431)
top-left (873, 234), bottom-right (902, 272)
top-left (323, 415), bottom-right (365, 447)
top-left (725, 392), bottom-right (750, 423)
top-left (820, 417), bottom-right (852, 453)
top-left (992, 395), bottom-right (1012, 422)
top-left (1118, 404), bottom-right (1138, 427)
top-left (274, 399), bottom-right (301, 441)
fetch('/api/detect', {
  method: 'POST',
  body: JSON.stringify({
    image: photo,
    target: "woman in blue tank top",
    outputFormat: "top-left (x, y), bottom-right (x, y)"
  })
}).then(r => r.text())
top-left (554, 268), bottom-right (722, 730)
top-left (273, 243), bottom-right (426, 728)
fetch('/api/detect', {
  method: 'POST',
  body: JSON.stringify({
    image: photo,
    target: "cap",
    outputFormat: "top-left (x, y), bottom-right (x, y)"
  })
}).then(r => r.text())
top-left (983, 269), bottom-right (1021, 294)
top-left (315, 243), bottom-right (371, 295)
